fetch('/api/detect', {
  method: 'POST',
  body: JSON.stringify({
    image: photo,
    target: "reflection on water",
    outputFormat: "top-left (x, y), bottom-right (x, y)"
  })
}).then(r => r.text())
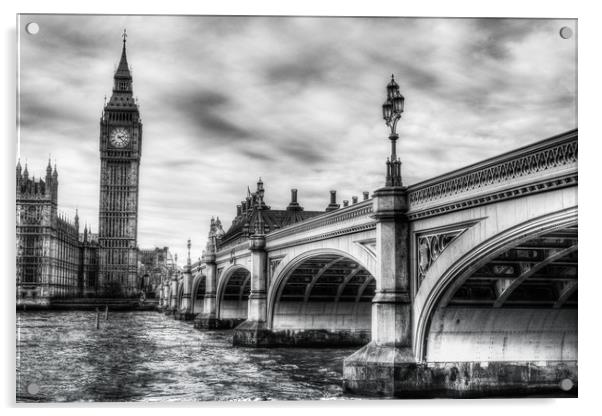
top-left (16, 311), bottom-right (359, 402)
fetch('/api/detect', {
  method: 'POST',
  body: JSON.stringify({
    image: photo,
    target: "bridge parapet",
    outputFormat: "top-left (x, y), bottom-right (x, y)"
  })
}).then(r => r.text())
top-left (265, 199), bottom-right (375, 249)
top-left (407, 129), bottom-right (577, 220)
top-left (191, 261), bottom-right (205, 276)
top-left (216, 240), bottom-right (249, 265)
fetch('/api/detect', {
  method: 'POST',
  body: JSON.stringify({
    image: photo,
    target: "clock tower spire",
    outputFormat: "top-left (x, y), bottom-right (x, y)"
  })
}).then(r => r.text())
top-left (98, 30), bottom-right (142, 297)
top-left (114, 29), bottom-right (132, 93)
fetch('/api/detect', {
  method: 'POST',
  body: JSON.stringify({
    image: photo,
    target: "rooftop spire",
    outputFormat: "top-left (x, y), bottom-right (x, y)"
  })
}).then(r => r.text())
top-left (115, 30), bottom-right (131, 79)
top-left (46, 156), bottom-right (52, 178)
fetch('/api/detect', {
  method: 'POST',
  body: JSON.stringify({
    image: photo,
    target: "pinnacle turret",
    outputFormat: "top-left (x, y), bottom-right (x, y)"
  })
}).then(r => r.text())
top-left (16, 160), bottom-right (22, 182)
top-left (45, 157), bottom-right (53, 186)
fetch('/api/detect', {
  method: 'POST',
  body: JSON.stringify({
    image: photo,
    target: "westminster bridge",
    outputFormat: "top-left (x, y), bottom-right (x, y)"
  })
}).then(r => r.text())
top-left (159, 127), bottom-right (577, 398)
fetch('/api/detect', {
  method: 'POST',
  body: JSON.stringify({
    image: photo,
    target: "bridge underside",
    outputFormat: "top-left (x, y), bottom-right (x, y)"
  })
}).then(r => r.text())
top-left (192, 276), bottom-right (205, 315)
top-left (345, 225), bottom-right (578, 398)
top-left (427, 226), bottom-right (577, 364)
top-left (219, 268), bottom-right (250, 328)
top-left (232, 253), bottom-right (376, 347)
top-left (267, 253), bottom-right (375, 346)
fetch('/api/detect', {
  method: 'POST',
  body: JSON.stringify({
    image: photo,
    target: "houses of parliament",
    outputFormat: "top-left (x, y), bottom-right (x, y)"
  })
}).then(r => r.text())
top-left (16, 33), bottom-right (174, 307)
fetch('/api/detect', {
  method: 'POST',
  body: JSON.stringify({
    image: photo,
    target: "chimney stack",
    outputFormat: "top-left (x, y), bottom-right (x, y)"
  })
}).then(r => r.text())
top-left (287, 188), bottom-right (302, 211)
top-left (363, 191), bottom-right (370, 200)
top-left (343, 200), bottom-right (349, 207)
top-left (352, 196), bottom-right (358, 204)
top-left (325, 190), bottom-right (340, 212)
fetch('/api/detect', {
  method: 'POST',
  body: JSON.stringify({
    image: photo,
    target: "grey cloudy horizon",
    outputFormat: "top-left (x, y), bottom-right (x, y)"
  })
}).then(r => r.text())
top-left (18, 15), bottom-right (577, 262)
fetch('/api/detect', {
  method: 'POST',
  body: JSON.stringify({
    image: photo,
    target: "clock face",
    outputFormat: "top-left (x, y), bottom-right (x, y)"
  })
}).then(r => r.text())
top-left (109, 127), bottom-right (130, 148)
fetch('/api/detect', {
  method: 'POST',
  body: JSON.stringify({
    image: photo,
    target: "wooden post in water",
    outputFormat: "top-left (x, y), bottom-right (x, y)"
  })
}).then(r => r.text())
top-left (105, 305), bottom-right (109, 321)
top-left (95, 308), bottom-right (100, 329)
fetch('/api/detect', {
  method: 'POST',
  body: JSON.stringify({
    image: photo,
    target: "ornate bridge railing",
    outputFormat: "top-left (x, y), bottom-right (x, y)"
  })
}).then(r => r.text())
top-left (406, 129), bottom-right (577, 220)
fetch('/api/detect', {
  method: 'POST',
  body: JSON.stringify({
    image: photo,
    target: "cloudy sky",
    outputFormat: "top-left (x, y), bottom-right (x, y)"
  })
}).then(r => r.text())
top-left (17, 15), bottom-right (577, 262)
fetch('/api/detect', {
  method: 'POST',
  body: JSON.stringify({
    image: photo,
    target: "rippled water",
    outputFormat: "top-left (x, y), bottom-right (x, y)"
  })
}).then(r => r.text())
top-left (16, 311), bottom-right (360, 402)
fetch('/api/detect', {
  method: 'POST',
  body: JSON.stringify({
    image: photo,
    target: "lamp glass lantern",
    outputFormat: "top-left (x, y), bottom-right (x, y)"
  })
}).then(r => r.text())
top-left (382, 100), bottom-right (393, 121)
top-left (387, 83), bottom-right (397, 100)
top-left (392, 93), bottom-right (405, 114)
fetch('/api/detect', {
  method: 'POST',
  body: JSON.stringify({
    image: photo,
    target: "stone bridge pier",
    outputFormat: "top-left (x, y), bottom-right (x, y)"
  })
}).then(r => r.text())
top-left (193, 253), bottom-right (221, 329)
top-left (342, 185), bottom-right (417, 396)
top-left (175, 239), bottom-right (196, 320)
top-left (232, 234), bottom-right (269, 345)
top-left (166, 270), bottom-right (178, 315)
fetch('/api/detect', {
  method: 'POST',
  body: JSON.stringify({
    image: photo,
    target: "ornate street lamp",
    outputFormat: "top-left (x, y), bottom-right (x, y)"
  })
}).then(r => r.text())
top-left (382, 74), bottom-right (405, 187)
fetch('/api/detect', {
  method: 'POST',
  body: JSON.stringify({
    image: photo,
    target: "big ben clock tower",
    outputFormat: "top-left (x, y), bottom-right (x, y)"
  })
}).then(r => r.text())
top-left (98, 30), bottom-right (142, 297)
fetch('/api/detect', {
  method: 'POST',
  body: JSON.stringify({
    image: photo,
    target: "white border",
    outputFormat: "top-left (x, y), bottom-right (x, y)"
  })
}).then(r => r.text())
top-left (2, 1), bottom-right (599, 415)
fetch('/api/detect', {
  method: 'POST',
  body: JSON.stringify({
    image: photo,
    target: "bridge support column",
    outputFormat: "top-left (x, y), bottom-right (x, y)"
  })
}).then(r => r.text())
top-left (233, 234), bottom-right (270, 346)
top-left (343, 186), bottom-right (417, 397)
top-left (157, 282), bottom-right (166, 310)
top-left (162, 282), bottom-right (170, 310)
top-left (193, 254), bottom-right (223, 329)
top-left (175, 267), bottom-right (195, 321)
top-left (166, 274), bottom-right (178, 315)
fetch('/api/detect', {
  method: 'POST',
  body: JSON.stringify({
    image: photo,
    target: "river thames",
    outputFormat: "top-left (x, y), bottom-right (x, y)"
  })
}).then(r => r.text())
top-left (16, 311), bottom-right (358, 402)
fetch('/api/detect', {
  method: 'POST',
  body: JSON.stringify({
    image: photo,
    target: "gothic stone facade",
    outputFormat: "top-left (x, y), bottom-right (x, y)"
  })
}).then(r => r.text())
top-left (16, 36), bottom-right (159, 306)
top-left (138, 247), bottom-right (176, 297)
top-left (16, 161), bottom-right (98, 306)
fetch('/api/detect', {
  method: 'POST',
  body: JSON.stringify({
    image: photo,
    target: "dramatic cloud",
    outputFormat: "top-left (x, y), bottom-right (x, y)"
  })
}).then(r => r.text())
top-left (17, 15), bottom-right (577, 261)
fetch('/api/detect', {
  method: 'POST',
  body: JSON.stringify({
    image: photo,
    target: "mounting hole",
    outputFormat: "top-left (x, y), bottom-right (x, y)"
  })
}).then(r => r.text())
top-left (559, 26), bottom-right (573, 39)
top-left (25, 22), bottom-right (39, 35)
top-left (559, 378), bottom-right (574, 391)
top-left (27, 382), bottom-right (40, 395)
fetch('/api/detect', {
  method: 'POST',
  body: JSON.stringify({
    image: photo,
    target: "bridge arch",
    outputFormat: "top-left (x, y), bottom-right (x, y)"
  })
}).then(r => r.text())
top-left (191, 273), bottom-right (206, 314)
top-left (216, 264), bottom-right (252, 321)
top-left (414, 207), bottom-right (578, 363)
top-left (267, 248), bottom-right (375, 344)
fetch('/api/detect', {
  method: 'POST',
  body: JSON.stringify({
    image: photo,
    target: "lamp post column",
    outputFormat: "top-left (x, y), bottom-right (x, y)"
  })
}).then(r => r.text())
top-left (343, 75), bottom-right (416, 397)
